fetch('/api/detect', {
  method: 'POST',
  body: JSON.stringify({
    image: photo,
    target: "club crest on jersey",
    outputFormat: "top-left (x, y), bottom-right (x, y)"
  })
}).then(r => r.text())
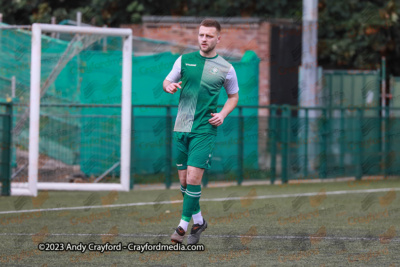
top-left (209, 67), bottom-right (219, 75)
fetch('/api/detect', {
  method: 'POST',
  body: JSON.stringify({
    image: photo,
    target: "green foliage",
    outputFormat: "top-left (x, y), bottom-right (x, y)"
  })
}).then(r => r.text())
top-left (127, 1), bottom-right (144, 23)
top-left (318, 0), bottom-right (399, 74)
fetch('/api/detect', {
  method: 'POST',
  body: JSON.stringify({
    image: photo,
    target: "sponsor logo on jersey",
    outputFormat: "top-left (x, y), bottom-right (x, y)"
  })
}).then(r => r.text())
top-left (210, 67), bottom-right (219, 74)
top-left (186, 63), bottom-right (197, 66)
top-left (177, 164), bottom-right (183, 166)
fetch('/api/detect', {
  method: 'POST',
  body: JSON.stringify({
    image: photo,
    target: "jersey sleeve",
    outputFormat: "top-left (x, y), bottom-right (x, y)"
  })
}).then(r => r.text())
top-left (223, 66), bottom-right (239, 95)
top-left (165, 56), bottom-right (182, 83)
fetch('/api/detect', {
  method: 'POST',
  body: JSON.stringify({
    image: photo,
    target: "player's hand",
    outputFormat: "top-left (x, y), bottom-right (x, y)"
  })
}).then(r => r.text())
top-left (208, 113), bottom-right (225, 126)
top-left (165, 81), bottom-right (182, 94)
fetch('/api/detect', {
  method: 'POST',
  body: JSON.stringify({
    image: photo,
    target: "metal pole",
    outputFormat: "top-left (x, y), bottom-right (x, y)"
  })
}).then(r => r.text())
top-left (339, 109), bottom-right (345, 176)
top-left (28, 24), bottom-right (41, 197)
top-left (384, 105), bottom-right (390, 178)
top-left (356, 108), bottom-right (363, 180)
top-left (238, 106), bottom-right (244, 185)
top-left (103, 25), bottom-right (107, 52)
top-left (281, 105), bottom-right (290, 184)
top-left (319, 108), bottom-right (327, 178)
top-left (1, 102), bottom-right (12, 196)
top-left (120, 33), bottom-right (132, 192)
top-left (270, 106), bottom-right (277, 184)
top-left (51, 16), bottom-right (56, 38)
top-left (11, 76), bottom-right (16, 98)
top-left (381, 57), bottom-right (386, 118)
top-left (303, 108), bottom-right (309, 178)
top-left (0, 15), bottom-right (2, 55)
top-left (77, 12), bottom-right (82, 26)
top-left (166, 107), bottom-right (172, 189)
top-left (381, 57), bottom-right (386, 178)
top-left (299, 0), bottom-right (319, 116)
top-left (299, 0), bottom-right (319, 176)
top-left (130, 105), bottom-right (135, 189)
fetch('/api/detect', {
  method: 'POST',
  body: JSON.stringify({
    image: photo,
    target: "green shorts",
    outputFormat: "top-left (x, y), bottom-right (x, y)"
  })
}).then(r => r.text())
top-left (174, 132), bottom-right (217, 170)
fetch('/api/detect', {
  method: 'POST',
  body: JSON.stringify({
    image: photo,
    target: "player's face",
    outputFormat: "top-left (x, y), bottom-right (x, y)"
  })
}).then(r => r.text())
top-left (198, 26), bottom-right (220, 54)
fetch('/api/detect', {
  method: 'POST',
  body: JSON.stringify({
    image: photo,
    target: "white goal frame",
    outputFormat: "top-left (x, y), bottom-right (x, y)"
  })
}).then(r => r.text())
top-left (12, 23), bottom-right (132, 196)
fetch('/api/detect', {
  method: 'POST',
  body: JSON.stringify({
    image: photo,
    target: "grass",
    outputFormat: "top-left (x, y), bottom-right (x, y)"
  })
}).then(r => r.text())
top-left (0, 178), bottom-right (399, 266)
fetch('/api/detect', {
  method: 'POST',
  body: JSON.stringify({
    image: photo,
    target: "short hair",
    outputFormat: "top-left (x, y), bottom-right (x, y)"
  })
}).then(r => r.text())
top-left (200, 19), bottom-right (221, 33)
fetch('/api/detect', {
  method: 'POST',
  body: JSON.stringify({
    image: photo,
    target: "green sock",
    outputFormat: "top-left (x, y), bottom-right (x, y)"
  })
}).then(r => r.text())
top-left (181, 184), bottom-right (201, 222)
top-left (180, 184), bottom-right (201, 217)
top-left (181, 185), bottom-right (201, 218)
top-left (180, 184), bottom-right (186, 198)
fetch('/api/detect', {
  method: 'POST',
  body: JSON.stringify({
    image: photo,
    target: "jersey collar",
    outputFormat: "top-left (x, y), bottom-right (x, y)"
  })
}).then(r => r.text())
top-left (197, 51), bottom-right (218, 60)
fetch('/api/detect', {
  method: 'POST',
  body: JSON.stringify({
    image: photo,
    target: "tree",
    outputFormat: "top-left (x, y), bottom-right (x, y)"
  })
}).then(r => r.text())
top-left (0, 0), bottom-right (399, 74)
top-left (318, 0), bottom-right (399, 74)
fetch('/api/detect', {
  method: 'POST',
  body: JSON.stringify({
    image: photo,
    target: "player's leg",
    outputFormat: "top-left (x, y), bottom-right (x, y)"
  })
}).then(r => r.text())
top-left (171, 133), bottom-right (189, 243)
top-left (179, 169), bottom-right (187, 197)
top-left (185, 133), bottom-right (216, 244)
top-left (179, 169), bottom-right (201, 216)
top-left (185, 166), bottom-right (207, 244)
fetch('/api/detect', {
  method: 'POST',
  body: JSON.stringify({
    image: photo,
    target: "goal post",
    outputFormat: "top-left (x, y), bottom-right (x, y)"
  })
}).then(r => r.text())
top-left (14, 23), bottom-right (132, 196)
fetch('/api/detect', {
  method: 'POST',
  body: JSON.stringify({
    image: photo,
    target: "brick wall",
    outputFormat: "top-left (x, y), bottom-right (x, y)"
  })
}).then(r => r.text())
top-left (121, 17), bottom-right (297, 171)
top-left (122, 16), bottom-right (271, 108)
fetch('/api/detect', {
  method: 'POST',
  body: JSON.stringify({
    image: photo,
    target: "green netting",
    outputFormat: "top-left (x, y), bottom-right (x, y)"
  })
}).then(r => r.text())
top-left (79, 50), bottom-right (260, 177)
top-left (322, 70), bottom-right (380, 110)
top-left (1, 23), bottom-right (259, 182)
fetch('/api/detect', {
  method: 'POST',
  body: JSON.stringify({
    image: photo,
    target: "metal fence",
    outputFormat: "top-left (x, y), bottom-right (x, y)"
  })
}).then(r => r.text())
top-left (268, 105), bottom-right (396, 183)
top-left (0, 102), bottom-right (12, 195)
top-left (2, 103), bottom-right (400, 193)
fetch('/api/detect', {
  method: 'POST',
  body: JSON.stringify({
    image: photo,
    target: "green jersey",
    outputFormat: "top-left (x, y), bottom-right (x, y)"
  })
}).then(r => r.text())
top-left (166, 51), bottom-right (239, 135)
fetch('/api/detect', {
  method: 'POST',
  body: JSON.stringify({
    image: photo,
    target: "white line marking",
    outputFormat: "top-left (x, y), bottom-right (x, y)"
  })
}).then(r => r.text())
top-left (0, 232), bottom-right (399, 242)
top-left (0, 187), bottom-right (399, 215)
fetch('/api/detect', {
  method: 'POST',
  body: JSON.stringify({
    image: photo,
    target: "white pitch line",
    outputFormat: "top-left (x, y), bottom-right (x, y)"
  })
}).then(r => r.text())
top-left (0, 187), bottom-right (399, 215)
top-left (0, 232), bottom-right (399, 242)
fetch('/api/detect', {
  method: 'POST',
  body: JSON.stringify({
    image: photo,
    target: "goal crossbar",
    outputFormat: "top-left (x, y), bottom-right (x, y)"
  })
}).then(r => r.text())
top-left (16, 23), bottom-right (132, 196)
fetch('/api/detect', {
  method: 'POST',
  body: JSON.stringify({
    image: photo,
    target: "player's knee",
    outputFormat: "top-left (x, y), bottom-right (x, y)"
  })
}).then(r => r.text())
top-left (186, 173), bottom-right (202, 185)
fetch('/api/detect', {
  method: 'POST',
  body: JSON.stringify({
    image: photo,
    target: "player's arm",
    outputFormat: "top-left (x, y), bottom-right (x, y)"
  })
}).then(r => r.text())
top-left (209, 66), bottom-right (239, 127)
top-left (209, 93), bottom-right (238, 126)
top-left (164, 56), bottom-right (182, 94)
top-left (163, 80), bottom-right (182, 94)
top-left (220, 93), bottom-right (239, 118)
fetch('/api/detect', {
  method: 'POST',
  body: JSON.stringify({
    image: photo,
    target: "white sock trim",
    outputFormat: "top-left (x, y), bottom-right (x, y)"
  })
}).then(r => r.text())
top-left (192, 211), bottom-right (203, 225)
top-left (178, 219), bottom-right (189, 232)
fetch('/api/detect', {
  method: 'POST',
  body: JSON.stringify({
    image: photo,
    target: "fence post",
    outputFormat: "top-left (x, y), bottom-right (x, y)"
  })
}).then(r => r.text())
top-left (356, 108), bottom-right (363, 180)
top-left (303, 108), bottom-right (309, 179)
top-left (319, 108), bottom-right (327, 178)
top-left (165, 106), bottom-right (172, 189)
top-left (1, 102), bottom-right (12, 196)
top-left (237, 106), bottom-right (244, 185)
top-left (339, 108), bottom-right (345, 176)
top-left (270, 105), bottom-right (277, 184)
top-left (384, 105), bottom-right (390, 178)
top-left (130, 105), bottom-right (134, 189)
top-left (281, 105), bottom-right (290, 184)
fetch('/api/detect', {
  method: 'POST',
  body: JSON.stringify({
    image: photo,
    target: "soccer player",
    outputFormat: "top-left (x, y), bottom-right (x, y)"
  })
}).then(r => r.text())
top-left (163, 19), bottom-right (239, 244)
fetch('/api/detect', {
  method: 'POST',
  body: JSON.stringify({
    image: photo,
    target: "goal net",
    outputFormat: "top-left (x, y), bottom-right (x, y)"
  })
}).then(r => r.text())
top-left (0, 23), bottom-right (132, 196)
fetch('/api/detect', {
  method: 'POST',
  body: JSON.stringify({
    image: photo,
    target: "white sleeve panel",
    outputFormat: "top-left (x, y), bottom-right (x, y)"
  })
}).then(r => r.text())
top-left (224, 66), bottom-right (239, 95)
top-left (165, 56), bottom-right (182, 83)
